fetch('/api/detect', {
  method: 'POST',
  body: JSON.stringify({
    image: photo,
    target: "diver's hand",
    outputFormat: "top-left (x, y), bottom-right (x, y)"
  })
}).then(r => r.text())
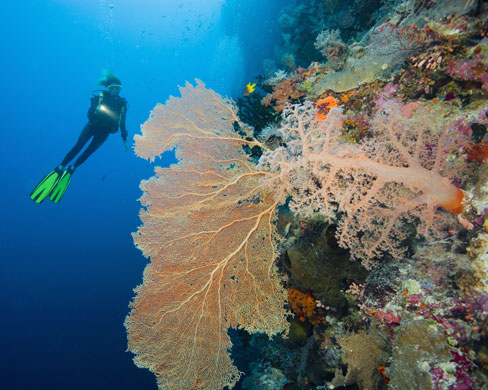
top-left (123, 140), bottom-right (129, 152)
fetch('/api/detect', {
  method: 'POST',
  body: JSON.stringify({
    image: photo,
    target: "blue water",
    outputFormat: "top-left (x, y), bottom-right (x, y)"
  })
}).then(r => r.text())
top-left (0, 1), bottom-right (285, 388)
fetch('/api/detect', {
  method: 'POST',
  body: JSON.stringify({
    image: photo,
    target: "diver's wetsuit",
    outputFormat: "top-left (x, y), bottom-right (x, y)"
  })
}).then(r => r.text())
top-left (61, 91), bottom-right (128, 168)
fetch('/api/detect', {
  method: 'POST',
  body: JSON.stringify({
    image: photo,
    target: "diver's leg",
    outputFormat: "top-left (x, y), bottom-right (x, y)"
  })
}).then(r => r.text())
top-left (72, 131), bottom-right (110, 168)
top-left (60, 124), bottom-right (94, 166)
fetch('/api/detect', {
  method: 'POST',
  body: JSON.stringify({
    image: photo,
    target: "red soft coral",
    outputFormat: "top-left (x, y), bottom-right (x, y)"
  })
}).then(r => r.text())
top-left (262, 73), bottom-right (306, 112)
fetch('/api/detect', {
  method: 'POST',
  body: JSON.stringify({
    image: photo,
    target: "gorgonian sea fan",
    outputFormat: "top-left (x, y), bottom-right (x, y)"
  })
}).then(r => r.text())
top-left (125, 80), bottom-right (288, 390)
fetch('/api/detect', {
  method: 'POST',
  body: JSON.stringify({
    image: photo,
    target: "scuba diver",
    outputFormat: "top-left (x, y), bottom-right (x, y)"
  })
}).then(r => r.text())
top-left (30, 70), bottom-right (129, 203)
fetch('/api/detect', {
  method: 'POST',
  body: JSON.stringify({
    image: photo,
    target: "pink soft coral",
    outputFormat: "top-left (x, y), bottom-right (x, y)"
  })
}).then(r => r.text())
top-left (258, 100), bottom-right (472, 268)
top-left (446, 56), bottom-right (488, 91)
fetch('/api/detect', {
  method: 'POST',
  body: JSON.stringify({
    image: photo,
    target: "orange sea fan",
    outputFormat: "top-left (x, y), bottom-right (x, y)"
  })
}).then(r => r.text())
top-left (127, 80), bottom-right (289, 390)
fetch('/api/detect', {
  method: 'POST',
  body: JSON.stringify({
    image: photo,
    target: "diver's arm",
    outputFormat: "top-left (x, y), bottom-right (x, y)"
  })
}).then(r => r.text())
top-left (120, 103), bottom-right (128, 151)
top-left (120, 103), bottom-right (128, 141)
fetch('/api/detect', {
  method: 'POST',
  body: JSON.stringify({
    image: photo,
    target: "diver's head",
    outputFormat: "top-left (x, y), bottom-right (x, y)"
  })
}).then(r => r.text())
top-left (98, 69), bottom-right (122, 95)
top-left (107, 84), bottom-right (122, 96)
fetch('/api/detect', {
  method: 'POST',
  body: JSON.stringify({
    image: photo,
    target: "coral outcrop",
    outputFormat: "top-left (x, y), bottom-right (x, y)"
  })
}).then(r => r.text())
top-left (128, 1), bottom-right (488, 389)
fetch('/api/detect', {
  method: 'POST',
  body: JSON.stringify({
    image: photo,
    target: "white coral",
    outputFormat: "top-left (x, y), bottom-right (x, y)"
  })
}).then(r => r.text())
top-left (267, 70), bottom-right (288, 87)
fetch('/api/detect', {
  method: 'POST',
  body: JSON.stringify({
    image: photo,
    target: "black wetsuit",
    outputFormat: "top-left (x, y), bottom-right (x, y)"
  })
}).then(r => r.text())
top-left (60, 91), bottom-right (128, 168)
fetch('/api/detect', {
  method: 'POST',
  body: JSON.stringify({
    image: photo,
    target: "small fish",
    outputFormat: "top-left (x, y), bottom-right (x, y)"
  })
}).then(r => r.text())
top-left (243, 82), bottom-right (256, 96)
top-left (283, 222), bottom-right (292, 236)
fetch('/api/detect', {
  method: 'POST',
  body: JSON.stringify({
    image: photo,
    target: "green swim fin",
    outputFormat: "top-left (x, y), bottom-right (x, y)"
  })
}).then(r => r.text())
top-left (49, 166), bottom-right (75, 203)
top-left (30, 166), bottom-right (63, 203)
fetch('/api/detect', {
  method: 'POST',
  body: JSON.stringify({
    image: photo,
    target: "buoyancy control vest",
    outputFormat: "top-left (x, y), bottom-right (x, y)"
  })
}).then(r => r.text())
top-left (88, 90), bottom-right (127, 133)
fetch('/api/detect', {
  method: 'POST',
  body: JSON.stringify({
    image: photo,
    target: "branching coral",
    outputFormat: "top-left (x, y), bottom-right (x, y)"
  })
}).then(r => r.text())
top-left (258, 100), bottom-right (472, 268)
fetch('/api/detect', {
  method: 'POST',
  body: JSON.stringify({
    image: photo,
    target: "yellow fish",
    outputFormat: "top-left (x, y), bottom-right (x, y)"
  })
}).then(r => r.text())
top-left (243, 82), bottom-right (256, 96)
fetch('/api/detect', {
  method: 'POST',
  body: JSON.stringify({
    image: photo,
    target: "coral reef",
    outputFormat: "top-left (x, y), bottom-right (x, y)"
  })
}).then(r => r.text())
top-left (236, 76), bottom-right (280, 134)
top-left (388, 318), bottom-right (451, 390)
top-left (309, 0), bottom-right (480, 95)
top-left (276, 0), bottom-right (383, 68)
top-left (235, 0), bottom-right (488, 388)
top-left (128, 1), bottom-right (488, 389)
